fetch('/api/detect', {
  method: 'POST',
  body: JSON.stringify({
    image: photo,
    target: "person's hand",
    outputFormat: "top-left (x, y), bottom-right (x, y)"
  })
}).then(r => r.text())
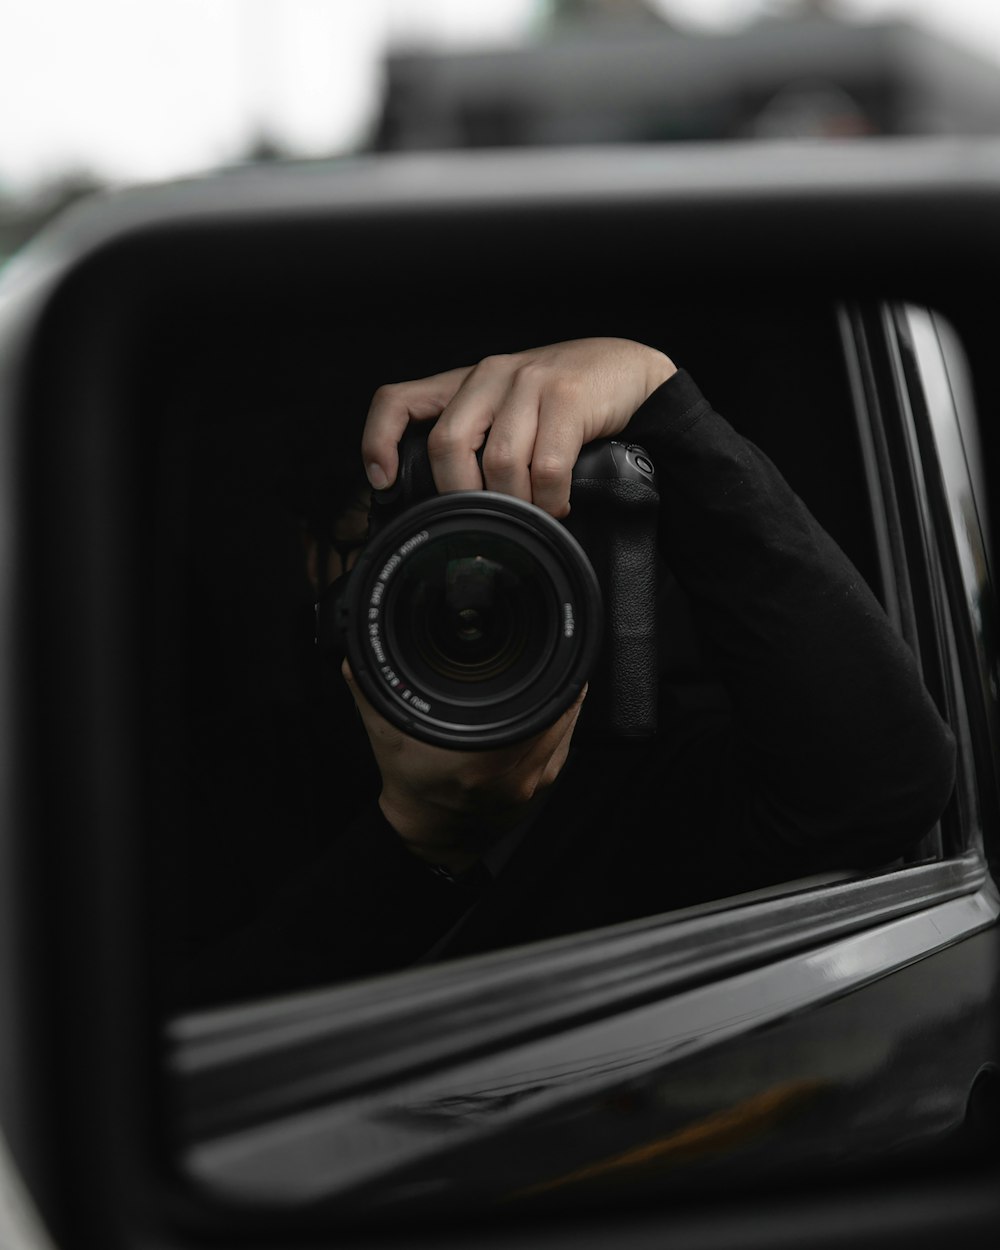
top-left (343, 660), bottom-right (587, 874)
top-left (361, 338), bottom-right (675, 518)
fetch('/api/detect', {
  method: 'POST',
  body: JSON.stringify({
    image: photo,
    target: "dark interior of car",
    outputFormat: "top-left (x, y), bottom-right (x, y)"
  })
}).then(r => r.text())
top-left (124, 263), bottom-right (880, 1011)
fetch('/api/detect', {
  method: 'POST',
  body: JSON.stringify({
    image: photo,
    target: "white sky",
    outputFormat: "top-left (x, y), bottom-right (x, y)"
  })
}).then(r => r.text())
top-left (2, 0), bottom-right (1000, 195)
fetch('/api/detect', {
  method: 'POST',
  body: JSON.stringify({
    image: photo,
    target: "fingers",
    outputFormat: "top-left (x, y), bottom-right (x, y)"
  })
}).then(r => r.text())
top-left (529, 374), bottom-right (586, 518)
top-left (428, 356), bottom-right (577, 511)
top-left (478, 367), bottom-right (538, 502)
top-left (425, 354), bottom-right (515, 494)
top-left (362, 365), bottom-right (472, 490)
top-left (363, 339), bottom-right (675, 514)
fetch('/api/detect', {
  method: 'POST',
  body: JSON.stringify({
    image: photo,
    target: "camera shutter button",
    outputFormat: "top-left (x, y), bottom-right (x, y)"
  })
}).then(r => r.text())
top-left (631, 452), bottom-right (654, 475)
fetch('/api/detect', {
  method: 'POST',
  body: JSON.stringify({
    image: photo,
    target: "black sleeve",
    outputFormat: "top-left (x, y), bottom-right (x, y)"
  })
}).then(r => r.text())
top-left (175, 801), bottom-right (489, 1009)
top-left (625, 368), bottom-right (957, 874)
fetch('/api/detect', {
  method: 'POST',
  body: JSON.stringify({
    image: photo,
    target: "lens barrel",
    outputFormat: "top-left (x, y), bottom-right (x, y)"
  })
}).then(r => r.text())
top-left (342, 492), bottom-right (603, 749)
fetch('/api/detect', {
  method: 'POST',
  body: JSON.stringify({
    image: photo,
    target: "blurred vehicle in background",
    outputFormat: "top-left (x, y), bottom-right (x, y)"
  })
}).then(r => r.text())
top-left (6, 1), bottom-right (1000, 273)
top-left (374, 7), bottom-right (1000, 150)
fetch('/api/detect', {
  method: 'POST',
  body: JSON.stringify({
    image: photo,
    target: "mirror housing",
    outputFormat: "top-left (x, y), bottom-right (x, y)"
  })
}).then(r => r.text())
top-left (2, 138), bottom-right (999, 1249)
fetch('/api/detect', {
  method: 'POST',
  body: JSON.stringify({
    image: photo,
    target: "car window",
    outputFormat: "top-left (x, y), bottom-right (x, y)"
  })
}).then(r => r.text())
top-left (144, 289), bottom-right (958, 1017)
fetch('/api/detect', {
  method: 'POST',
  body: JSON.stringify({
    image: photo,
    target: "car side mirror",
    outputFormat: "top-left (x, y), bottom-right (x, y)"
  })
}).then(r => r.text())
top-left (1, 143), bottom-right (999, 1249)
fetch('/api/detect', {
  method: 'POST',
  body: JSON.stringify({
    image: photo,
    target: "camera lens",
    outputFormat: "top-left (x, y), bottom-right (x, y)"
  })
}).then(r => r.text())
top-left (392, 537), bottom-right (557, 697)
top-left (343, 492), bottom-right (602, 750)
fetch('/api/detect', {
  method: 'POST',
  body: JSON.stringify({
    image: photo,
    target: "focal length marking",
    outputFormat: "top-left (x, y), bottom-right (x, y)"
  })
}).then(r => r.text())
top-left (367, 529), bottom-right (433, 712)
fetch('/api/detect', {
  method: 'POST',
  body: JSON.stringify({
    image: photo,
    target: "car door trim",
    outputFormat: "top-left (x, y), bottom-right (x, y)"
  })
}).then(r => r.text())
top-left (171, 867), bottom-right (997, 1206)
top-left (170, 851), bottom-right (989, 1148)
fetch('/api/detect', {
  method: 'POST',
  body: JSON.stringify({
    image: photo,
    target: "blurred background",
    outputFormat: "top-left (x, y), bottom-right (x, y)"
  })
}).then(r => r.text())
top-left (4, 0), bottom-right (1000, 270)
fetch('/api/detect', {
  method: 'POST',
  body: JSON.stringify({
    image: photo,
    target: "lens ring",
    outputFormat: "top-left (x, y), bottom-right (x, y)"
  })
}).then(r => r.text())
top-left (343, 492), bottom-right (603, 750)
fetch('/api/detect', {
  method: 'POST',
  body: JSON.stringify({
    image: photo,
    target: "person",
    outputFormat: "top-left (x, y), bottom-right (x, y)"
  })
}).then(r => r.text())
top-left (174, 338), bottom-right (956, 1009)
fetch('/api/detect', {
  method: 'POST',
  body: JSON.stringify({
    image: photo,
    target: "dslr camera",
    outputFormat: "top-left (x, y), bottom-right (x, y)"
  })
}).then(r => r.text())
top-left (318, 423), bottom-right (659, 750)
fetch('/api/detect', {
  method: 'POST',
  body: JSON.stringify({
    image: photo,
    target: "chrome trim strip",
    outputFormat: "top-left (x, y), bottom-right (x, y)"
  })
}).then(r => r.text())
top-left (899, 305), bottom-right (1000, 808)
top-left (836, 303), bottom-right (905, 633)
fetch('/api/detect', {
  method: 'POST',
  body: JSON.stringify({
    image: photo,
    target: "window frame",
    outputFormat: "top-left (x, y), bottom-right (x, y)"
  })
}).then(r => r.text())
top-left (890, 303), bottom-right (1000, 858)
top-left (839, 301), bottom-right (951, 861)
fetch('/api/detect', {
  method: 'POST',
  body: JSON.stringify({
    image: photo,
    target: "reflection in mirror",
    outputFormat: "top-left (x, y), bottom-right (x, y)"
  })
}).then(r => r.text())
top-left (149, 293), bottom-right (958, 1019)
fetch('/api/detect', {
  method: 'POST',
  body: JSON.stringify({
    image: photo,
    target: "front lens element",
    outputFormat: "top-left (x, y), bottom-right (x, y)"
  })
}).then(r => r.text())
top-left (390, 534), bottom-right (556, 699)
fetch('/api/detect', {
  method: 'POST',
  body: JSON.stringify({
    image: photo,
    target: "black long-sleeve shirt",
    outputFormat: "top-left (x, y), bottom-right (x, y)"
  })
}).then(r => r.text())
top-left (176, 370), bottom-right (956, 1008)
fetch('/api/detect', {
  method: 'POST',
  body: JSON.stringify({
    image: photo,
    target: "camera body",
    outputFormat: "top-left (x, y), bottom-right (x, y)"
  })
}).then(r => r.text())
top-left (323, 423), bottom-right (659, 750)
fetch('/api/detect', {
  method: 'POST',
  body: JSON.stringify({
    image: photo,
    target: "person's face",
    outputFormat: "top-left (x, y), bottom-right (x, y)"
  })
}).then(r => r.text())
top-left (303, 492), bottom-right (371, 592)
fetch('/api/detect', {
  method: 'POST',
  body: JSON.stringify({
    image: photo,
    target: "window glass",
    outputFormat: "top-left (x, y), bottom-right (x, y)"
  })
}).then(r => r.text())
top-left (145, 288), bottom-right (953, 1013)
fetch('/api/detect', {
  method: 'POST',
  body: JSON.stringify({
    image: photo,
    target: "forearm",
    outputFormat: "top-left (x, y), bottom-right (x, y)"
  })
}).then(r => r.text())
top-left (627, 370), bottom-right (956, 862)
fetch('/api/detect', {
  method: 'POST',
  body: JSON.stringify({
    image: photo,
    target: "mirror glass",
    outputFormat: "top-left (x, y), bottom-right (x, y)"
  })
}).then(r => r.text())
top-left (126, 257), bottom-right (995, 1225)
